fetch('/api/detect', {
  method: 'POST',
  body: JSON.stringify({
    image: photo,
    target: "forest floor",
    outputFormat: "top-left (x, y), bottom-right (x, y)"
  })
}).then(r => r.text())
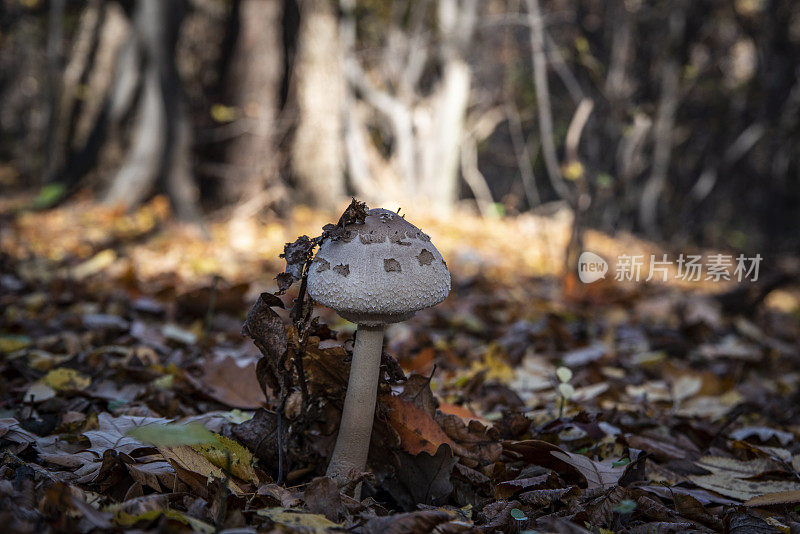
top-left (1, 196), bottom-right (800, 533)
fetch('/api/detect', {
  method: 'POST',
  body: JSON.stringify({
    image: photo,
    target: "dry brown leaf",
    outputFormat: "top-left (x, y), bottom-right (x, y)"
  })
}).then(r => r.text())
top-left (689, 456), bottom-right (800, 501)
top-left (198, 355), bottom-right (266, 409)
top-left (518, 486), bottom-right (580, 506)
top-left (382, 394), bottom-right (455, 456)
top-left (744, 489), bottom-right (800, 507)
top-left (436, 412), bottom-right (502, 464)
top-left (550, 450), bottom-right (625, 489)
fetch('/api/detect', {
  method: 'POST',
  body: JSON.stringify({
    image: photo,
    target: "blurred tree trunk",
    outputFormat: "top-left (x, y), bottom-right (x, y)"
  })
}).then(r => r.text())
top-left (224, 0), bottom-right (283, 206)
top-left (417, 0), bottom-right (475, 210)
top-left (103, 0), bottom-right (201, 221)
top-left (341, 0), bottom-right (477, 214)
top-left (290, 0), bottom-right (346, 210)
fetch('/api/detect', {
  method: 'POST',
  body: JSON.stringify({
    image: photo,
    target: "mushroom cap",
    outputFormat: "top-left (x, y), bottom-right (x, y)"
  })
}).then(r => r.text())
top-left (307, 208), bottom-right (451, 325)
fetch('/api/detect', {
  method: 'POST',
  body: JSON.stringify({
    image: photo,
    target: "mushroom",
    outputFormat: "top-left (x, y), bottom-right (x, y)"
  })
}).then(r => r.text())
top-left (307, 208), bottom-right (450, 490)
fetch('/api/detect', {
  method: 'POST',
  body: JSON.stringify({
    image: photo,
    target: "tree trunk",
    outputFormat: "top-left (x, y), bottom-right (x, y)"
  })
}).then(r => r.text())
top-left (224, 0), bottom-right (283, 205)
top-left (290, 0), bottom-right (346, 210)
top-left (103, 0), bottom-right (200, 220)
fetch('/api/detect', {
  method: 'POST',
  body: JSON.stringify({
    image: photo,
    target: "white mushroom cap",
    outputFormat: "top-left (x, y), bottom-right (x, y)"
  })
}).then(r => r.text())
top-left (307, 208), bottom-right (451, 325)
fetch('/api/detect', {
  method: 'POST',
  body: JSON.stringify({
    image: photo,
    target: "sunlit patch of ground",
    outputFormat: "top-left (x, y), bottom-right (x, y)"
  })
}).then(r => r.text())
top-left (1, 195), bottom-right (755, 297)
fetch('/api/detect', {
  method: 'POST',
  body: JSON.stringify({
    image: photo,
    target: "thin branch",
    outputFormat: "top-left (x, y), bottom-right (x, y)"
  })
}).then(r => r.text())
top-left (690, 123), bottom-right (765, 202)
top-left (544, 33), bottom-right (584, 104)
top-left (564, 98), bottom-right (594, 163)
top-left (639, 6), bottom-right (684, 236)
top-left (524, 0), bottom-right (572, 201)
top-left (460, 133), bottom-right (496, 217)
top-left (506, 100), bottom-right (541, 207)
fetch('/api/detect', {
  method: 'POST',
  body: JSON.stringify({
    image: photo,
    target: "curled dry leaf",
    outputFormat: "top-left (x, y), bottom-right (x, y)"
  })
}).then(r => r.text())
top-left (361, 510), bottom-right (454, 534)
top-left (197, 354), bottom-right (266, 409)
top-left (436, 412), bottom-right (502, 464)
top-left (385, 443), bottom-right (456, 509)
top-left (382, 393), bottom-right (455, 456)
top-left (302, 476), bottom-right (346, 523)
top-left (550, 450), bottom-right (626, 490)
top-left (689, 456), bottom-right (800, 501)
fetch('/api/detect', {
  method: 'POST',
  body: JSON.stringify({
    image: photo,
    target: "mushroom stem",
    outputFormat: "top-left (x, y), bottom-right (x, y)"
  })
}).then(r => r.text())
top-left (326, 324), bottom-right (384, 489)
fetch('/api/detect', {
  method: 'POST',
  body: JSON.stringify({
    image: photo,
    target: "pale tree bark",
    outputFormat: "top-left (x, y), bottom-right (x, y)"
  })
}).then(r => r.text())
top-left (418, 0), bottom-right (476, 210)
top-left (291, 0), bottom-right (346, 210)
top-left (340, 0), bottom-right (478, 214)
top-left (225, 0), bottom-right (283, 206)
top-left (103, 0), bottom-right (201, 221)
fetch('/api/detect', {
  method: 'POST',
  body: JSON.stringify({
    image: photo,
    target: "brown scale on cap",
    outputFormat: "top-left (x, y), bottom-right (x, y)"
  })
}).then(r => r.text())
top-left (308, 208), bottom-right (450, 326)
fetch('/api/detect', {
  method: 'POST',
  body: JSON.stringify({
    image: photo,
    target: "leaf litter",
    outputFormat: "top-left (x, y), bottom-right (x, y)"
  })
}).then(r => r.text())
top-left (0, 198), bottom-right (799, 531)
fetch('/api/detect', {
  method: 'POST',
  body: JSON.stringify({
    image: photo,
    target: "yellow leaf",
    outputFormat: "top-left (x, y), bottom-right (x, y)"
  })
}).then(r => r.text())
top-left (563, 161), bottom-right (585, 181)
top-left (114, 509), bottom-right (215, 533)
top-left (257, 508), bottom-right (340, 531)
top-left (0, 335), bottom-right (31, 354)
top-left (42, 368), bottom-right (91, 391)
top-left (71, 249), bottom-right (116, 279)
top-left (192, 434), bottom-right (258, 485)
top-left (210, 104), bottom-right (238, 123)
top-left (158, 445), bottom-right (247, 496)
top-left (469, 344), bottom-right (514, 383)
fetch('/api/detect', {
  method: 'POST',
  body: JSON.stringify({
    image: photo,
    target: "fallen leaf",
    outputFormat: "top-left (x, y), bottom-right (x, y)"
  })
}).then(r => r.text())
top-left (561, 343), bottom-right (607, 367)
top-left (196, 354), bottom-right (266, 409)
top-left (0, 335), bottom-right (31, 353)
top-left (192, 433), bottom-right (258, 485)
top-left (730, 426), bottom-right (794, 447)
top-left (744, 489), bottom-right (800, 507)
top-left (436, 412), bottom-right (502, 464)
top-left (518, 486), bottom-right (580, 506)
top-left (83, 413), bottom-right (171, 457)
top-left (126, 422), bottom-right (218, 447)
top-left (495, 473), bottom-right (557, 499)
top-left (113, 509), bottom-right (215, 533)
top-left (302, 477), bottom-right (345, 522)
top-left (124, 457), bottom-right (176, 492)
top-left (637, 485), bottom-right (738, 506)
top-left (385, 443), bottom-right (456, 508)
top-left (361, 510), bottom-right (454, 534)
top-left (0, 418), bottom-right (37, 452)
top-left (383, 393), bottom-right (455, 456)
top-left (689, 455), bottom-right (800, 500)
top-left (42, 368), bottom-right (91, 391)
top-left (550, 450), bottom-right (626, 489)
top-left (158, 445), bottom-right (247, 496)
top-left (257, 507), bottom-right (340, 532)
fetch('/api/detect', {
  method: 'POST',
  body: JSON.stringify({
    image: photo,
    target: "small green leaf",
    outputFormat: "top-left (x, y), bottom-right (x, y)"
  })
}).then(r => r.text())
top-left (107, 399), bottom-right (128, 411)
top-left (126, 422), bottom-right (219, 447)
top-left (31, 183), bottom-right (66, 209)
top-left (612, 499), bottom-right (636, 514)
top-left (510, 508), bottom-right (528, 521)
